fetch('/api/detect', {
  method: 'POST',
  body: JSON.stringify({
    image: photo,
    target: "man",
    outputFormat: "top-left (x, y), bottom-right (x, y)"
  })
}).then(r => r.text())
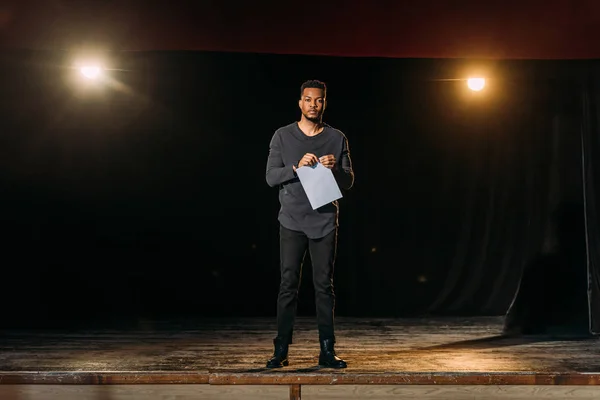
top-left (265, 79), bottom-right (354, 369)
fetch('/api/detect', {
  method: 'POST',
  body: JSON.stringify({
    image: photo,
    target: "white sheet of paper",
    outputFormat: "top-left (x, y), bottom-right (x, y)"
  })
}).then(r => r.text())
top-left (295, 163), bottom-right (343, 210)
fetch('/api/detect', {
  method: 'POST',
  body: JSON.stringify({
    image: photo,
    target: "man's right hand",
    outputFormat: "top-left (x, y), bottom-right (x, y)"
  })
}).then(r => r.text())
top-left (297, 153), bottom-right (319, 168)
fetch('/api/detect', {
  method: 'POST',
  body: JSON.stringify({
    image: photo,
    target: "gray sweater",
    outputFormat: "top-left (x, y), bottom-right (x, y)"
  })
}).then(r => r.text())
top-left (266, 122), bottom-right (354, 239)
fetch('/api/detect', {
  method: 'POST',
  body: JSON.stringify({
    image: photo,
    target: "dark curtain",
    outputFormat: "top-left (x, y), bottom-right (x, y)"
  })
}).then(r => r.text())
top-left (0, 51), bottom-right (597, 328)
top-left (503, 66), bottom-right (600, 335)
top-left (582, 71), bottom-right (600, 334)
top-left (364, 61), bottom-right (589, 318)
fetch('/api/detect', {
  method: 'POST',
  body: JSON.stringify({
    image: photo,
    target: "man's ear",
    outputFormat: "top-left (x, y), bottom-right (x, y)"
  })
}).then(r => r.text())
top-left (298, 99), bottom-right (302, 110)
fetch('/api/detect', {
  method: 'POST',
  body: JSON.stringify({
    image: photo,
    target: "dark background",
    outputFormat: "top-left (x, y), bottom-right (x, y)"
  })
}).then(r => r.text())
top-left (0, 50), bottom-right (595, 328)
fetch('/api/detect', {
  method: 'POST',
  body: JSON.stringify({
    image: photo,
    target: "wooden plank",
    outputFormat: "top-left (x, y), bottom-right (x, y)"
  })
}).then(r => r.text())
top-left (303, 385), bottom-right (600, 399)
top-left (289, 384), bottom-right (301, 400)
top-left (3, 371), bottom-right (600, 386)
top-left (0, 372), bottom-right (209, 384)
top-left (0, 384), bottom-right (289, 400)
top-left (208, 372), bottom-right (600, 386)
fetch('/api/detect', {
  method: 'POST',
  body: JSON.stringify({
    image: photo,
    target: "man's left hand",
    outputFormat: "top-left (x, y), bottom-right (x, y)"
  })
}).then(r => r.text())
top-left (319, 154), bottom-right (336, 169)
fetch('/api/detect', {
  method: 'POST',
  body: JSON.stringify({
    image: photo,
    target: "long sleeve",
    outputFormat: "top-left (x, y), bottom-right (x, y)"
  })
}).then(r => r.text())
top-left (266, 131), bottom-right (296, 187)
top-left (333, 136), bottom-right (354, 190)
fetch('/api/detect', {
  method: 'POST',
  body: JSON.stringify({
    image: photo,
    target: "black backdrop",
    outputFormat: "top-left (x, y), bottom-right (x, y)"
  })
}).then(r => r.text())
top-left (0, 51), bottom-right (598, 331)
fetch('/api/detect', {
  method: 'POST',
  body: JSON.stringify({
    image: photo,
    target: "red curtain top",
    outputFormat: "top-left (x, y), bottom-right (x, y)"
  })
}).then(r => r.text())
top-left (1, 0), bottom-right (600, 59)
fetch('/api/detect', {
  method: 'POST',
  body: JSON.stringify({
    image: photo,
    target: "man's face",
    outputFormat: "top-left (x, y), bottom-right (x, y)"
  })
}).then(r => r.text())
top-left (299, 87), bottom-right (326, 122)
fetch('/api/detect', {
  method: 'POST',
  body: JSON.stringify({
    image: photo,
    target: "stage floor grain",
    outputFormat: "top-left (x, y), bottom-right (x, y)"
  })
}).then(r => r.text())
top-left (1, 317), bottom-right (599, 385)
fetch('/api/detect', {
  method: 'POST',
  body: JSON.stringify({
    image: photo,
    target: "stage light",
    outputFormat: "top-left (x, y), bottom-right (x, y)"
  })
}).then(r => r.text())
top-left (80, 65), bottom-right (102, 80)
top-left (467, 77), bottom-right (485, 91)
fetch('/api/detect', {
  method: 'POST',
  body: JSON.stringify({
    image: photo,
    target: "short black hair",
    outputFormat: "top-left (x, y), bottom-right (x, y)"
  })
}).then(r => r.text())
top-left (300, 79), bottom-right (327, 98)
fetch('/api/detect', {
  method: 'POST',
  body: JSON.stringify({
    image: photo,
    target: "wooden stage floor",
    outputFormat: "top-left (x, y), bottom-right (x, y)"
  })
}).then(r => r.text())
top-left (1, 316), bottom-right (600, 399)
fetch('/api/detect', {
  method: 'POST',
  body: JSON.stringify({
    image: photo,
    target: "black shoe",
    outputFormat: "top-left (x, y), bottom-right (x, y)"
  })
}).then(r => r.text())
top-left (266, 337), bottom-right (289, 368)
top-left (318, 338), bottom-right (347, 368)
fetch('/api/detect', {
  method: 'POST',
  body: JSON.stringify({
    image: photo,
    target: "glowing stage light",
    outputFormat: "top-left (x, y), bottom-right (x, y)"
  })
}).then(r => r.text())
top-left (80, 66), bottom-right (102, 80)
top-left (467, 77), bottom-right (485, 91)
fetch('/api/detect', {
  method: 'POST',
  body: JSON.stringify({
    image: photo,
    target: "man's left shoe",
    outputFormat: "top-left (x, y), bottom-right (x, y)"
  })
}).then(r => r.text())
top-left (318, 338), bottom-right (347, 368)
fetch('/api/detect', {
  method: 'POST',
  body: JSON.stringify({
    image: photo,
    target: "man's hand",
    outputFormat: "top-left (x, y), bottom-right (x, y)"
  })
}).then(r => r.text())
top-left (298, 153), bottom-right (319, 168)
top-left (319, 154), bottom-right (336, 169)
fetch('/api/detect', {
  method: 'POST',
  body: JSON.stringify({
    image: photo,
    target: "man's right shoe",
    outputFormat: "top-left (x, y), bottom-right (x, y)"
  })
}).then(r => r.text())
top-left (266, 337), bottom-right (289, 368)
